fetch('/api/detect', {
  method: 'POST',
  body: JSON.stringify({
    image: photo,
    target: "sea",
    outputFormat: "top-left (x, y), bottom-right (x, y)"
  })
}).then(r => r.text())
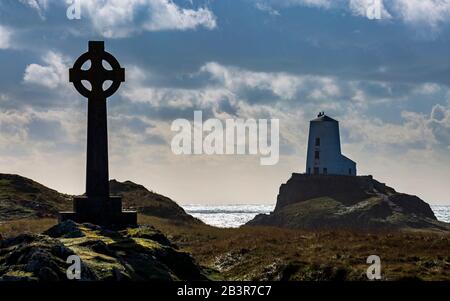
top-left (182, 204), bottom-right (450, 228)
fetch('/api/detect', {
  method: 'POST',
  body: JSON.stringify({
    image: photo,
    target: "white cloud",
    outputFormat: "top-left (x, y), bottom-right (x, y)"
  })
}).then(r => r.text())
top-left (0, 26), bottom-right (12, 49)
top-left (19, 0), bottom-right (48, 19)
top-left (255, 2), bottom-right (281, 15)
top-left (200, 62), bottom-right (343, 100)
top-left (428, 102), bottom-right (450, 148)
top-left (344, 101), bottom-right (450, 151)
top-left (278, 0), bottom-right (333, 9)
top-left (257, 0), bottom-right (450, 30)
top-left (120, 65), bottom-right (237, 112)
top-left (348, 0), bottom-right (392, 19)
top-left (392, 0), bottom-right (450, 28)
top-left (416, 83), bottom-right (441, 95)
top-left (23, 51), bottom-right (70, 89)
top-left (82, 0), bottom-right (217, 38)
top-left (200, 62), bottom-right (302, 99)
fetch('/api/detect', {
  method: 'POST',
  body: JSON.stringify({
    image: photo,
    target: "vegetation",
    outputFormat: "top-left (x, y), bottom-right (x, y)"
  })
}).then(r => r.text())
top-left (145, 216), bottom-right (450, 281)
top-left (0, 220), bottom-right (209, 281)
top-left (0, 174), bottom-right (71, 221)
top-left (110, 180), bottom-right (201, 223)
top-left (249, 175), bottom-right (448, 231)
top-left (0, 173), bottom-right (198, 223)
top-left (250, 197), bottom-right (450, 231)
top-left (0, 173), bottom-right (449, 281)
top-left (1, 216), bottom-right (449, 280)
top-left (0, 218), bottom-right (56, 239)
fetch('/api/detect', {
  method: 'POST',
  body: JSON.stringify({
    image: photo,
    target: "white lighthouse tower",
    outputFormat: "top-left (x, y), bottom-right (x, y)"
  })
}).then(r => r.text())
top-left (306, 112), bottom-right (356, 176)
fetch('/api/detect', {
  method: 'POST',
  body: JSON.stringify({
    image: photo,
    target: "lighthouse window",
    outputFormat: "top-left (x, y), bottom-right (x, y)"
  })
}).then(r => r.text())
top-left (349, 168), bottom-right (352, 175)
top-left (323, 168), bottom-right (328, 175)
top-left (315, 137), bottom-right (320, 146)
top-left (315, 151), bottom-right (320, 159)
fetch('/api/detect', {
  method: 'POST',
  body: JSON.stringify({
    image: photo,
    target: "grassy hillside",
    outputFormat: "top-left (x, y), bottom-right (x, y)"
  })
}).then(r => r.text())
top-left (0, 174), bottom-right (198, 223)
top-left (110, 180), bottom-right (200, 223)
top-left (0, 174), bottom-right (71, 221)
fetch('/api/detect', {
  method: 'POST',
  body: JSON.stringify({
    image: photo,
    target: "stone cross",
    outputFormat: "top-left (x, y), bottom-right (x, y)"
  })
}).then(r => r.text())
top-left (69, 41), bottom-right (124, 198)
top-left (60, 41), bottom-right (136, 228)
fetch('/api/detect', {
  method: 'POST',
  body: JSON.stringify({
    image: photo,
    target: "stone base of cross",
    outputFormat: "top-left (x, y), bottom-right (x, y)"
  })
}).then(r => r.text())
top-left (59, 41), bottom-right (137, 229)
top-left (61, 196), bottom-right (137, 227)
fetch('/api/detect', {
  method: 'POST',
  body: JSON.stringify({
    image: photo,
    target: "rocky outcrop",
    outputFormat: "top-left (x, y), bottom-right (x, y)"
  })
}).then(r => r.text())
top-left (0, 221), bottom-right (209, 281)
top-left (247, 174), bottom-right (449, 231)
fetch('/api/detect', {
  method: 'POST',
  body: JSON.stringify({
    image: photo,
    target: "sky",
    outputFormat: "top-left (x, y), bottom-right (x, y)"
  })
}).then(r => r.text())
top-left (0, 0), bottom-right (449, 205)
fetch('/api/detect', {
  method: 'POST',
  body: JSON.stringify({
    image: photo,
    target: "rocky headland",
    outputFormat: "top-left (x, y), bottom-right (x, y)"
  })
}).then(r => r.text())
top-left (247, 174), bottom-right (449, 231)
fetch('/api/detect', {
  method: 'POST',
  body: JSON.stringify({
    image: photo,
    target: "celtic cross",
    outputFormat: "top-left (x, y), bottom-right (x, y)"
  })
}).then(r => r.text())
top-left (69, 41), bottom-right (125, 199)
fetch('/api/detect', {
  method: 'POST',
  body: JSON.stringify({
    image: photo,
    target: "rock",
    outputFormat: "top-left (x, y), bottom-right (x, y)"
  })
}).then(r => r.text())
top-left (125, 226), bottom-right (174, 248)
top-left (0, 234), bottom-right (83, 281)
top-left (44, 220), bottom-right (85, 238)
top-left (0, 222), bottom-right (210, 281)
top-left (247, 174), bottom-right (449, 231)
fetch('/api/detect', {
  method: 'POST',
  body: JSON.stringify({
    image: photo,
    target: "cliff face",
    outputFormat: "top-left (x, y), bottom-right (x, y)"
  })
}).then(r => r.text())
top-left (248, 174), bottom-right (448, 231)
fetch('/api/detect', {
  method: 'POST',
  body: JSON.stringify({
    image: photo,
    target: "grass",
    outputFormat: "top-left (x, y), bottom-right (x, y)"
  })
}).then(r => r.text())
top-left (0, 218), bottom-right (57, 238)
top-left (137, 215), bottom-right (450, 281)
top-left (1, 215), bottom-right (449, 280)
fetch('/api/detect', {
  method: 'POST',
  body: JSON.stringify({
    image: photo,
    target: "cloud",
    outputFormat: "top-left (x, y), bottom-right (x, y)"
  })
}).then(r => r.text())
top-left (23, 51), bottom-right (70, 89)
top-left (428, 102), bottom-right (450, 148)
top-left (348, 0), bottom-right (392, 19)
top-left (0, 26), bottom-right (12, 49)
top-left (276, 0), bottom-right (333, 9)
top-left (254, 2), bottom-right (280, 15)
top-left (19, 0), bottom-right (48, 19)
top-left (199, 62), bottom-right (342, 101)
top-left (343, 101), bottom-right (450, 152)
top-left (392, 0), bottom-right (450, 28)
top-left (256, 0), bottom-right (450, 30)
top-left (120, 62), bottom-right (432, 120)
top-left (82, 0), bottom-right (217, 38)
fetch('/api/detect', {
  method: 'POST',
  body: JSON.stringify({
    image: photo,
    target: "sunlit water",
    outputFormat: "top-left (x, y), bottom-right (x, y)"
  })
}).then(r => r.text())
top-left (431, 205), bottom-right (450, 223)
top-left (182, 204), bottom-right (450, 228)
top-left (182, 204), bottom-right (275, 228)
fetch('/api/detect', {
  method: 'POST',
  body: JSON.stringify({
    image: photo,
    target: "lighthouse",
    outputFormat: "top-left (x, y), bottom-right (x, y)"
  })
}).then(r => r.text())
top-left (305, 112), bottom-right (356, 176)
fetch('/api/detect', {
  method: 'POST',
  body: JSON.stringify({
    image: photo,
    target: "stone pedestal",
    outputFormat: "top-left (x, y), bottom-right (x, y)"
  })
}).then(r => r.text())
top-left (60, 196), bottom-right (137, 228)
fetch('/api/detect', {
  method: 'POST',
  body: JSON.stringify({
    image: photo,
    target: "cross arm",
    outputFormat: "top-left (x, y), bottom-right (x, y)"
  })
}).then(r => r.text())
top-left (103, 68), bottom-right (125, 83)
top-left (69, 69), bottom-right (90, 83)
